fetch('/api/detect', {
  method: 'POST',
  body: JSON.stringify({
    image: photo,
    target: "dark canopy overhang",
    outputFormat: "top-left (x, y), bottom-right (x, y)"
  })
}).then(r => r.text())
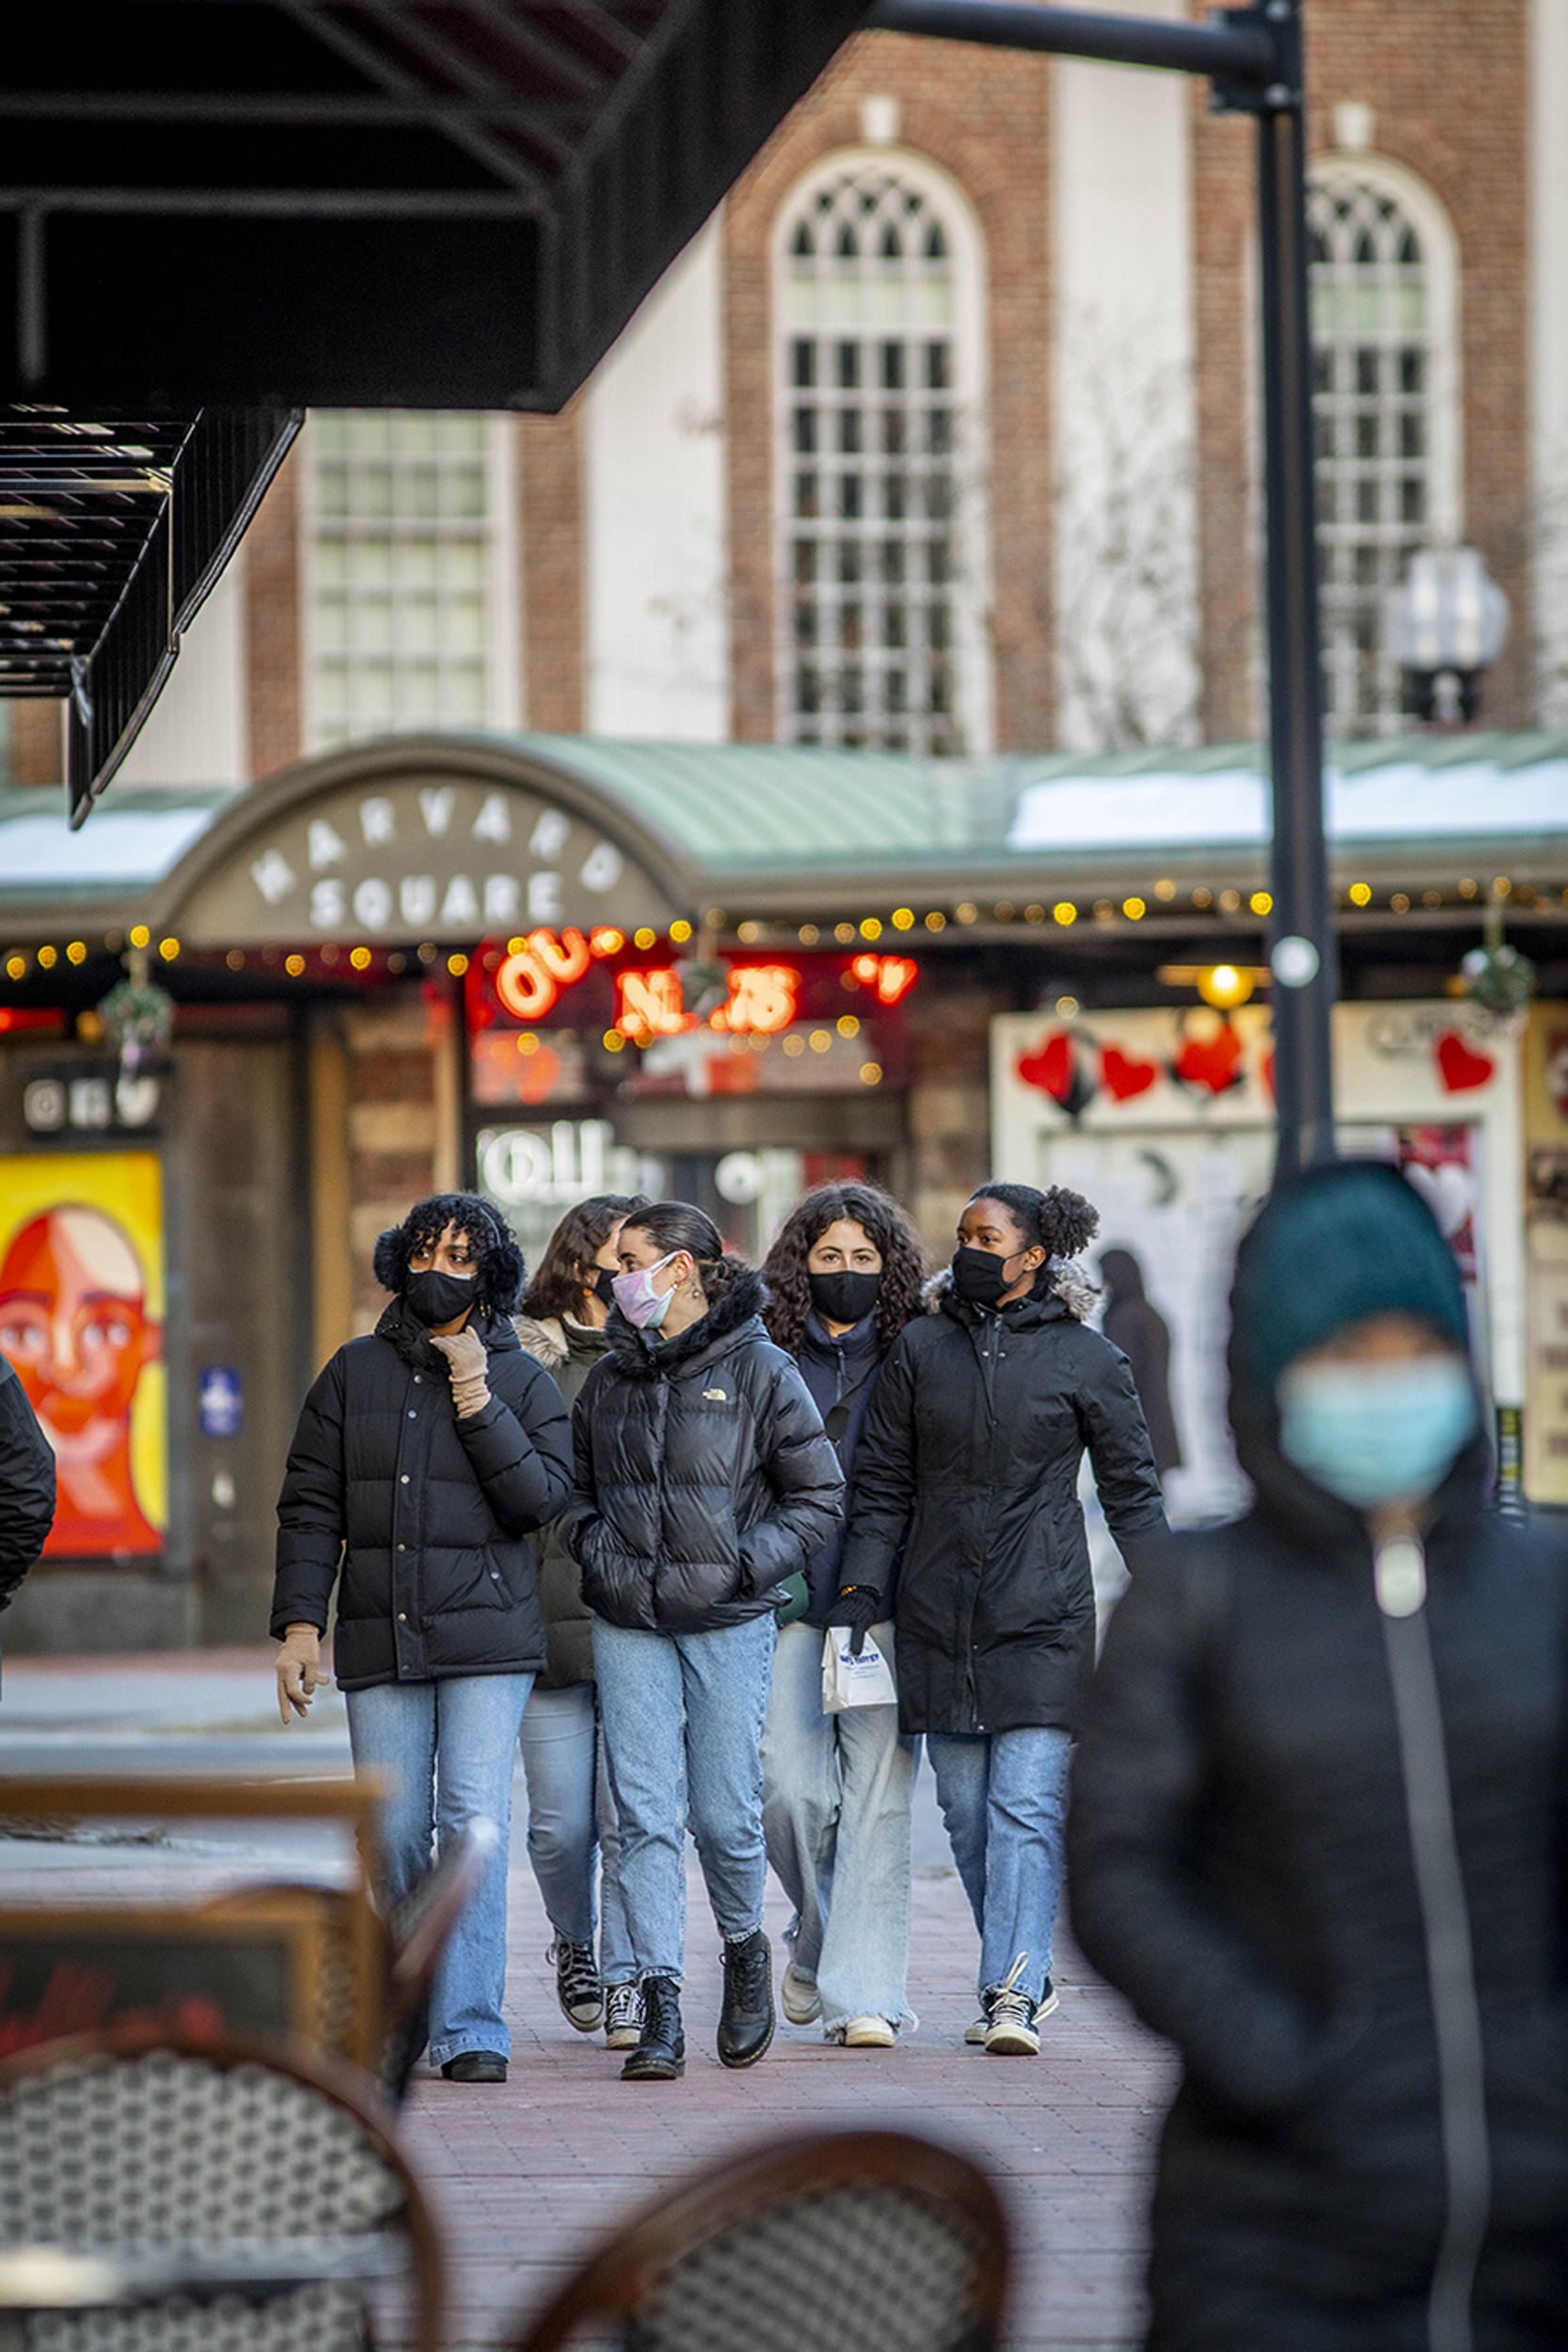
top-left (1, 1), bottom-right (872, 818)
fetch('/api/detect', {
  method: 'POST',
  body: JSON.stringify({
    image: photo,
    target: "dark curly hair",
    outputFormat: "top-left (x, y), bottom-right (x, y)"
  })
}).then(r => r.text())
top-left (967, 1182), bottom-right (1100, 1285)
top-left (521, 1192), bottom-right (650, 1323)
top-left (762, 1182), bottom-right (927, 1359)
top-left (619, 1201), bottom-right (752, 1304)
top-left (372, 1192), bottom-right (526, 1314)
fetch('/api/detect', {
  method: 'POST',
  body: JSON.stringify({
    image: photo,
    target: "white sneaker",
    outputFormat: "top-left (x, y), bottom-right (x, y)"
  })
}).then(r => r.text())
top-left (781, 1963), bottom-right (821, 2025)
top-left (841, 2015), bottom-right (896, 2047)
top-left (963, 1994), bottom-right (995, 2045)
top-left (1034, 1979), bottom-right (1060, 2024)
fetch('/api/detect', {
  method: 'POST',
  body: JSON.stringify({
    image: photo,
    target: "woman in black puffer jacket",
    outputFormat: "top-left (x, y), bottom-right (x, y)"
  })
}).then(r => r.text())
top-left (841, 1181), bottom-right (1165, 2058)
top-left (273, 1192), bottom-right (572, 2085)
top-left (561, 1201), bottom-right (843, 2085)
top-left (1069, 1160), bottom-right (1568, 2350)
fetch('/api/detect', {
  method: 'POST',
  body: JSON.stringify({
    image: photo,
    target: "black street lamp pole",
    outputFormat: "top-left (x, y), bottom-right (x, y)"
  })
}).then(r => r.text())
top-left (869, 0), bottom-right (1336, 1181)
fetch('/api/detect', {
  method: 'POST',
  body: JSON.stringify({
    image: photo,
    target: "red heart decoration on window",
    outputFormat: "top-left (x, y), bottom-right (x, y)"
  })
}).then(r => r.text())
top-left (1174, 1025), bottom-right (1244, 1095)
top-left (1434, 1030), bottom-right (1495, 1093)
top-left (1100, 1045), bottom-right (1159, 1102)
top-left (1017, 1030), bottom-right (1076, 1104)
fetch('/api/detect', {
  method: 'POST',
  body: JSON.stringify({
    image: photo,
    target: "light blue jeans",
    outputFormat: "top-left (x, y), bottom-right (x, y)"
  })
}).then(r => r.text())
top-left (761, 1619), bottom-right (917, 2032)
top-left (593, 1613), bottom-right (776, 1986)
top-left (517, 1680), bottom-right (634, 1984)
top-left (345, 1672), bottom-right (533, 2067)
top-left (927, 1725), bottom-right (1073, 2007)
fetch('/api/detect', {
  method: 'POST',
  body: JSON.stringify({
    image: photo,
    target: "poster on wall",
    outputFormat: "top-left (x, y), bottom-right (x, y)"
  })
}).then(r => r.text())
top-left (992, 1003), bottom-right (1513, 1527)
top-left (0, 1152), bottom-right (166, 1559)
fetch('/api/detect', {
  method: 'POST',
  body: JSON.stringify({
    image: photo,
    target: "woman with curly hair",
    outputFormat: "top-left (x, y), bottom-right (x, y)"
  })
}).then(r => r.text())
top-left (273, 1192), bottom-right (572, 2084)
top-left (841, 1182), bottom-right (1166, 2057)
top-left (758, 1181), bottom-right (926, 2049)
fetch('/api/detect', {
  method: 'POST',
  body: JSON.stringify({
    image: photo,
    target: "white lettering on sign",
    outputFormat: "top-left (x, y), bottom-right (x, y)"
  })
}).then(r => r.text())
top-left (529, 811), bottom-right (569, 860)
top-left (441, 875), bottom-right (480, 929)
top-left (483, 874), bottom-right (520, 925)
top-left (250, 849), bottom-right (296, 905)
top-left (401, 876), bottom-right (436, 928)
top-left (419, 787), bottom-right (455, 838)
top-left (580, 842), bottom-right (623, 892)
top-left (309, 819), bottom-right (347, 869)
top-left (481, 1120), bottom-right (613, 1207)
top-left (22, 1079), bottom-right (66, 1131)
top-left (70, 1077), bottom-right (112, 1130)
top-left (473, 793), bottom-right (512, 843)
top-left (354, 877), bottom-right (392, 930)
top-left (360, 796), bottom-right (395, 845)
top-left (311, 879), bottom-right (345, 928)
top-left (528, 871), bottom-right (562, 923)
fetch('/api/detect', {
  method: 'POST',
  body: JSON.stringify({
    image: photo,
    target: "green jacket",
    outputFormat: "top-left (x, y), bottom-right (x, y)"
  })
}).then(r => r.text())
top-left (515, 1313), bottom-right (607, 1688)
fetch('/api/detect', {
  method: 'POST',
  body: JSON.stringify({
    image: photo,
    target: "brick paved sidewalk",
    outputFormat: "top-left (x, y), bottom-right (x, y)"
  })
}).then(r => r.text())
top-left (397, 1853), bottom-right (1172, 2352)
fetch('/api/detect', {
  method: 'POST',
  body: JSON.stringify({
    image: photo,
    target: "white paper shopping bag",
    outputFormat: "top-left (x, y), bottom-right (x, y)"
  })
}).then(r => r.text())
top-left (821, 1622), bottom-right (897, 1713)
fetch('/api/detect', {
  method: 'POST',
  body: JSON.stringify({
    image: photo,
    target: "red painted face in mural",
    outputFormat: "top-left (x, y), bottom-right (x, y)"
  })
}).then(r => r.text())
top-left (0, 1206), bottom-right (163, 1555)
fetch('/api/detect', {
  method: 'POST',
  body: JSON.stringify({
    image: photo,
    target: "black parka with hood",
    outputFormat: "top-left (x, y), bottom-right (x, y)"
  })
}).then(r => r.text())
top-left (841, 1263), bottom-right (1166, 1736)
top-left (515, 1311), bottom-right (605, 1687)
top-left (1068, 1164), bottom-right (1568, 2351)
top-left (561, 1267), bottom-right (844, 1635)
top-left (273, 1296), bottom-right (573, 1690)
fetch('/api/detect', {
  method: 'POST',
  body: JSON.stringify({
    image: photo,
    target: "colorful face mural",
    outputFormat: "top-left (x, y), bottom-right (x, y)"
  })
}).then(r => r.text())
top-left (0, 1154), bottom-right (166, 1558)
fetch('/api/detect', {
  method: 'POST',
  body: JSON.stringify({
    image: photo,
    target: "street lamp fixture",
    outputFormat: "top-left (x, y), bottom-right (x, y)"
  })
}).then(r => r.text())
top-left (1386, 547), bottom-right (1510, 726)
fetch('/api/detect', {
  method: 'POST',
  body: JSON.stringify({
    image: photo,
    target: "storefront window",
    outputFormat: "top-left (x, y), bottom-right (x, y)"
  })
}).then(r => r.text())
top-left (774, 154), bottom-right (990, 755)
top-left (306, 411), bottom-right (514, 748)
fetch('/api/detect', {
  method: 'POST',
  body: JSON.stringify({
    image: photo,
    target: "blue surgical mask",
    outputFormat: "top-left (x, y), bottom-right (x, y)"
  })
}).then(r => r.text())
top-left (1276, 1354), bottom-right (1478, 1512)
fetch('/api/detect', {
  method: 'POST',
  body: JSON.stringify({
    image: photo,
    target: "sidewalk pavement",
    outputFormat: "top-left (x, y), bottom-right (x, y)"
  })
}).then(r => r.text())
top-left (0, 1651), bottom-right (1172, 2350)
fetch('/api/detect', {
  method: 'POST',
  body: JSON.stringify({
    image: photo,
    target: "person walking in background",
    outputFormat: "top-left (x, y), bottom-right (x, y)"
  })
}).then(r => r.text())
top-left (274, 1193), bottom-right (571, 2085)
top-left (515, 1191), bottom-right (647, 2051)
top-left (759, 1181), bottom-right (926, 2049)
top-left (562, 1203), bottom-right (843, 2084)
top-left (0, 1350), bottom-right (55, 1666)
top-left (1099, 1247), bottom-right (1182, 1482)
top-left (842, 1183), bottom-right (1165, 2057)
top-left (1069, 1162), bottom-right (1568, 2350)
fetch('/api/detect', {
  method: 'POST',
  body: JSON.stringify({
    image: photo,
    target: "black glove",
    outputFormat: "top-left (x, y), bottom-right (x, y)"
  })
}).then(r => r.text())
top-left (833, 1584), bottom-right (883, 1658)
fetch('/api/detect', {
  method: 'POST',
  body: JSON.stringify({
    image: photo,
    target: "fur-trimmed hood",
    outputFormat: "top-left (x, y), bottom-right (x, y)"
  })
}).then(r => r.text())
top-left (923, 1258), bottom-right (1099, 1323)
top-left (514, 1312), bottom-right (568, 1372)
top-left (599, 1264), bottom-right (773, 1379)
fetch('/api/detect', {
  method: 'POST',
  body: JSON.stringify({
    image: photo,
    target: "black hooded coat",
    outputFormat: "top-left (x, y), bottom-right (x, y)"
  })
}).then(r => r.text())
top-left (840, 1265), bottom-right (1166, 1736)
top-left (272, 1296), bottom-right (573, 1690)
top-left (560, 1268), bottom-right (844, 1635)
top-left (1068, 1169), bottom-right (1568, 2350)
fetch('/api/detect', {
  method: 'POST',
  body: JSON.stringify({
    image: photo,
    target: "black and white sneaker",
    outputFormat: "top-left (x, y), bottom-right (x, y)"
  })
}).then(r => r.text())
top-left (984, 1951), bottom-right (1040, 2056)
top-left (963, 1993), bottom-right (997, 2046)
top-left (548, 1936), bottom-right (605, 2033)
top-left (604, 1982), bottom-right (643, 2049)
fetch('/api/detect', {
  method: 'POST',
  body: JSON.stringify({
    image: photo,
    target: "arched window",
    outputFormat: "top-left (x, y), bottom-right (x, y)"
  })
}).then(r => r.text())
top-left (773, 155), bottom-right (990, 755)
top-left (1308, 164), bottom-right (1461, 736)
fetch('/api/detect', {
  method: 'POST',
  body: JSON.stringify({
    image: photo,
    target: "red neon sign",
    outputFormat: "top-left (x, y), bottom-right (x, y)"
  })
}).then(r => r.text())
top-left (850, 953), bottom-right (919, 1006)
top-left (496, 927), bottom-right (601, 1022)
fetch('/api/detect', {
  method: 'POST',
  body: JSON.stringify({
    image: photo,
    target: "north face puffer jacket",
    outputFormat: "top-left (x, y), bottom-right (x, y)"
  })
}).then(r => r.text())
top-left (272, 1296), bottom-right (572, 1689)
top-left (560, 1267), bottom-right (844, 1634)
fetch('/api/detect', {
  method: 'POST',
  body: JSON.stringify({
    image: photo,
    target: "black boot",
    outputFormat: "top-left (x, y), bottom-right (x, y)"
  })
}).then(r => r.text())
top-left (717, 1929), bottom-right (774, 2069)
top-left (621, 1977), bottom-right (685, 2081)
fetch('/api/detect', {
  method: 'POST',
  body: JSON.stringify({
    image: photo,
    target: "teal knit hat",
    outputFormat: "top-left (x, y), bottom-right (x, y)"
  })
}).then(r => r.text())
top-left (1229, 1160), bottom-right (1470, 1399)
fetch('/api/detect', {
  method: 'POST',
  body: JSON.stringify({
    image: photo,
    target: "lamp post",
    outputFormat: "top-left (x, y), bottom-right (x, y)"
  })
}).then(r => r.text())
top-left (869, 0), bottom-right (1336, 1183)
top-left (1386, 547), bottom-right (1511, 726)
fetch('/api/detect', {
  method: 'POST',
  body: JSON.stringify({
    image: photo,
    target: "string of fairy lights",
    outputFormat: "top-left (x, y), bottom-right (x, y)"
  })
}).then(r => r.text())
top-left (0, 872), bottom-right (1560, 989)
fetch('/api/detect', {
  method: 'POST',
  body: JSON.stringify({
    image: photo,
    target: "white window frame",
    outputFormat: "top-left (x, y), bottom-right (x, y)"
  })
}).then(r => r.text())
top-left (300, 410), bottom-right (519, 754)
top-left (770, 146), bottom-right (993, 755)
top-left (1308, 153), bottom-right (1463, 737)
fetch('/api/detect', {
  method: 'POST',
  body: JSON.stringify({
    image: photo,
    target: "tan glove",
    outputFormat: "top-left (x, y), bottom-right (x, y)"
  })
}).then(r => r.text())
top-left (277, 1624), bottom-right (325, 1724)
top-left (431, 1324), bottom-right (491, 1418)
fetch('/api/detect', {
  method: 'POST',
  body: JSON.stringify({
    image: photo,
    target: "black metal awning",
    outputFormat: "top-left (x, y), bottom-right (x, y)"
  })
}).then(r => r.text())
top-left (2, 2), bottom-right (869, 411)
top-left (2, 405), bottom-right (300, 824)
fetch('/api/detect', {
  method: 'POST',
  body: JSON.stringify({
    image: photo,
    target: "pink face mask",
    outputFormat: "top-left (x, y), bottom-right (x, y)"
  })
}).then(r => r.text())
top-left (611, 1252), bottom-right (681, 1330)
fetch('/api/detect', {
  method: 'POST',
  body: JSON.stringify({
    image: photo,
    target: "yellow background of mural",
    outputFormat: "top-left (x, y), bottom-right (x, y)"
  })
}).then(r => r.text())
top-left (0, 1152), bottom-right (166, 1537)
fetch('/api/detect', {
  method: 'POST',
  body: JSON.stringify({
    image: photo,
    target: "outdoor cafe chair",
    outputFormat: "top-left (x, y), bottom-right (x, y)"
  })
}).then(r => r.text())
top-left (0, 2022), bottom-right (445, 2352)
top-left (506, 2128), bottom-right (1009, 2352)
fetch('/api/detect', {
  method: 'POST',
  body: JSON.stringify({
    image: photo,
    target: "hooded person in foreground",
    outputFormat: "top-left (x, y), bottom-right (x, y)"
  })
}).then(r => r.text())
top-left (1068, 1160), bottom-right (1568, 2351)
top-left (273, 1192), bottom-right (572, 2085)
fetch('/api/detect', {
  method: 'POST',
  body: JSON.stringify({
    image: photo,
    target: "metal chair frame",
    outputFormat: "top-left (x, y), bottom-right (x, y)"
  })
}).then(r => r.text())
top-left (506, 2128), bottom-right (1010, 2352)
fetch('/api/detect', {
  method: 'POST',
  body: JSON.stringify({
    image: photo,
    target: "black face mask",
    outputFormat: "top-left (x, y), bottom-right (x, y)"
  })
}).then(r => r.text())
top-left (404, 1268), bottom-right (477, 1327)
top-left (592, 1265), bottom-right (618, 1309)
top-left (950, 1245), bottom-right (1027, 1309)
top-left (808, 1268), bottom-right (882, 1327)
